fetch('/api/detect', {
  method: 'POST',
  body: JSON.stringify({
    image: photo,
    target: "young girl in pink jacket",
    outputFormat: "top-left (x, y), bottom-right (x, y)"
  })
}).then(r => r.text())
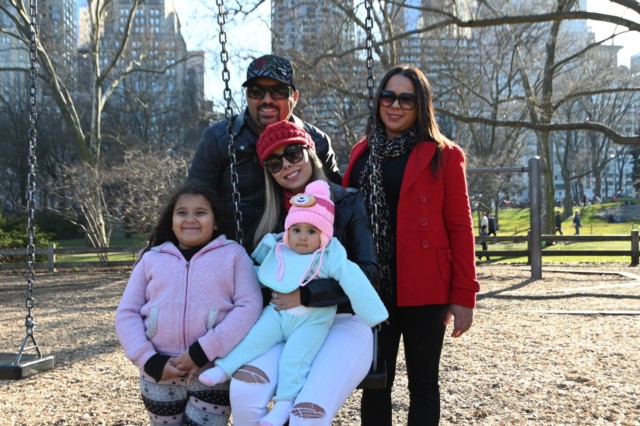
top-left (115, 181), bottom-right (262, 426)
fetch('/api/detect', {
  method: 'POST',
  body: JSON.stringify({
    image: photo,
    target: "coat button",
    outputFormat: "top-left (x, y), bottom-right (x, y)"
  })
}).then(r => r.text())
top-left (420, 195), bottom-right (427, 203)
top-left (421, 240), bottom-right (429, 248)
top-left (420, 217), bottom-right (428, 226)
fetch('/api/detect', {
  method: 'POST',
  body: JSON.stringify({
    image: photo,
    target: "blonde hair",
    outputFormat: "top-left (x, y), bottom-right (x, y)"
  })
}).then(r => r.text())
top-left (253, 148), bottom-right (327, 248)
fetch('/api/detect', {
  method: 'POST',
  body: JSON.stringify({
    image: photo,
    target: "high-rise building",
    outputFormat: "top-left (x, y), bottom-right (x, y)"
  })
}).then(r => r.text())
top-left (0, 0), bottom-right (78, 99)
top-left (0, 6), bottom-right (27, 104)
top-left (630, 53), bottom-right (640, 73)
top-left (40, 0), bottom-right (78, 74)
top-left (75, 0), bottom-right (208, 150)
top-left (271, 0), bottom-right (361, 162)
top-left (272, 0), bottom-right (355, 57)
top-left (92, 0), bottom-right (199, 102)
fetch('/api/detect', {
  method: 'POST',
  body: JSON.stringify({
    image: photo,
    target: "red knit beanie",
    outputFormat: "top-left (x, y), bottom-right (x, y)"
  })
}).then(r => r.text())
top-left (256, 121), bottom-right (315, 164)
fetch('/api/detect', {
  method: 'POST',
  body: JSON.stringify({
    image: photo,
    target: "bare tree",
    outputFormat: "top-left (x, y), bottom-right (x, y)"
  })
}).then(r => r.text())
top-left (1, 0), bottom-right (205, 250)
top-left (289, 0), bottom-right (640, 231)
top-left (0, 95), bottom-right (30, 210)
top-left (106, 148), bottom-right (192, 238)
top-left (151, 0), bottom-right (640, 233)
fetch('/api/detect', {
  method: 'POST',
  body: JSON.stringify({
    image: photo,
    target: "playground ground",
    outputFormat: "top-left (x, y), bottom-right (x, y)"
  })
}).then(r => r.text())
top-left (1, 264), bottom-right (639, 425)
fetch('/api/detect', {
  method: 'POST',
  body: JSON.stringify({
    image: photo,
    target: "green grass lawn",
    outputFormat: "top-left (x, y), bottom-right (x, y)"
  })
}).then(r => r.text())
top-left (49, 201), bottom-right (640, 266)
top-left (487, 202), bottom-right (640, 236)
top-left (53, 236), bottom-right (146, 263)
top-left (476, 200), bottom-right (640, 265)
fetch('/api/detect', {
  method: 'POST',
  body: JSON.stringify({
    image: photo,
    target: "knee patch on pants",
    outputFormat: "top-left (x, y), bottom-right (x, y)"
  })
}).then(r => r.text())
top-left (291, 402), bottom-right (327, 420)
top-left (231, 364), bottom-right (271, 384)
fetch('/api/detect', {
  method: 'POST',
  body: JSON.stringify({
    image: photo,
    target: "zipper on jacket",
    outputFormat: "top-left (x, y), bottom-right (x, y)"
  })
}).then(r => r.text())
top-left (182, 260), bottom-right (190, 350)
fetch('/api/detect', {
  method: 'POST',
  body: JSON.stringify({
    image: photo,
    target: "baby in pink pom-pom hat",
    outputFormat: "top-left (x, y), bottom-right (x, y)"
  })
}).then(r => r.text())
top-left (200, 180), bottom-right (388, 426)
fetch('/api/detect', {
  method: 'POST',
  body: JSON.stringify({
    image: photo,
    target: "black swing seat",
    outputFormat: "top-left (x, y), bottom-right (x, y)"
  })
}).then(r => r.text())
top-left (0, 333), bottom-right (55, 380)
top-left (0, 353), bottom-right (55, 380)
top-left (357, 325), bottom-right (386, 389)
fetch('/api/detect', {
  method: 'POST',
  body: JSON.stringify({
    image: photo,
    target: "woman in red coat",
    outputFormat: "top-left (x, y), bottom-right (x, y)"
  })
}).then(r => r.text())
top-left (343, 65), bottom-right (480, 425)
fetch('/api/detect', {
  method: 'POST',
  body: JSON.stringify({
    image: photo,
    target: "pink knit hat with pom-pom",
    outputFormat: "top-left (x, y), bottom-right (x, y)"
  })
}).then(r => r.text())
top-left (284, 180), bottom-right (334, 248)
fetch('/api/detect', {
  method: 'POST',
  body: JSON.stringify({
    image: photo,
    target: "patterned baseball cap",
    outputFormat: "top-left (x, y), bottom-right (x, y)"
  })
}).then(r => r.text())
top-left (242, 54), bottom-right (296, 89)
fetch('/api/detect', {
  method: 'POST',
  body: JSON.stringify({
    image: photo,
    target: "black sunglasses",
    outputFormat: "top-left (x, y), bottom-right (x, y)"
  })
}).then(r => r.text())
top-left (379, 90), bottom-right (418, 110)
top-left (247, 84), bottom-right (293, 100)
top-left (263, 144), bottom-right (306, 173)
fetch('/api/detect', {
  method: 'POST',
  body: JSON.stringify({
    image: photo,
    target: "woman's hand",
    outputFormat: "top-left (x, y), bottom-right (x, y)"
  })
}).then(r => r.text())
top-left (445, 304), bottom-right (473, 338)
top-left (272, 289), bottom-right (301, 311)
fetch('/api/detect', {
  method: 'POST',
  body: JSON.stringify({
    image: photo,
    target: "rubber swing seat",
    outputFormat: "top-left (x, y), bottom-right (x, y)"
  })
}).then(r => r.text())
top-left (0, 353), bottom-right (55, 380)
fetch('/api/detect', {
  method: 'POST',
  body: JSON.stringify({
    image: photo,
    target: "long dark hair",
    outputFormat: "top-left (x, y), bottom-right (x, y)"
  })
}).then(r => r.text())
top-left (366, 65), bottom-right (453, 172)
top-left (145, 180), bottom-right (234, 251)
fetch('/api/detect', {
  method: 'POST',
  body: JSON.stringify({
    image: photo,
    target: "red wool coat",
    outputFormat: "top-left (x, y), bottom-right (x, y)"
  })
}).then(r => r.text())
top-left (343, 139), bottom-right (479, 308)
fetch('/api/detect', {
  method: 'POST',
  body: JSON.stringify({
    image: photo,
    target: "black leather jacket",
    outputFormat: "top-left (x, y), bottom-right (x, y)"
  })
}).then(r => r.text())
top-left (189, 111), bottom-right (376, 309)
top-left (189, 110), bottom-right (341, 247)
top-left (273, 183), bottom-right (379, 311)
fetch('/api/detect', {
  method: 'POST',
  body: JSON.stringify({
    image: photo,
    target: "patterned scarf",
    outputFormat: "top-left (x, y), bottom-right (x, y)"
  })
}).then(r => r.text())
top-left (358, 125), bottom-right (416, 303)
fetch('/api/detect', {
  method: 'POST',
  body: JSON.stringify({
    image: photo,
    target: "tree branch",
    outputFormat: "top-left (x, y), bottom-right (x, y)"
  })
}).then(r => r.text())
top-left (441, 109), bottom-right (640, 146)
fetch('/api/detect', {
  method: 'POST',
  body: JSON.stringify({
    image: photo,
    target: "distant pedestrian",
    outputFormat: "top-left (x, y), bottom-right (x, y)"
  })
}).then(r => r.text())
top-left (478, 224), bottom-right (490, 261)
top-left (555, 211), bottom-right (563, 235)
top-left (573, 211), bottom-right (582, 235)
top-left (488, 213), bottom-right (497, 236)
top-left (481, 212), bottom-right (489, 232)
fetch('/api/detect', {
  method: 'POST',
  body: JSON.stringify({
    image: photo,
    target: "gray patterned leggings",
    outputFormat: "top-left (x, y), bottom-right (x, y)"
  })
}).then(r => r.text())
top-left (139, 372), bottom-right (230, 425)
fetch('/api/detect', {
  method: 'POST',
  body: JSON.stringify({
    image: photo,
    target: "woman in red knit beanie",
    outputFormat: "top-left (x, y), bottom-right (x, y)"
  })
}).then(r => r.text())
top-left (229, 119), bottom-right (381, 426)
top-left (252, 120), bottom-right (323, 246)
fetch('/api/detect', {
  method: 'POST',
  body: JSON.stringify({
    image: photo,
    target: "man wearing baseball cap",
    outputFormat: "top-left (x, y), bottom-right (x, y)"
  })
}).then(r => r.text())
top-left (189, 54), bottom-right (341, 247)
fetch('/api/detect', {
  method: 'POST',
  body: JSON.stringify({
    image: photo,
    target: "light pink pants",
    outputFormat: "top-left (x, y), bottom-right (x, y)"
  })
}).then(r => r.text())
top-left (229, 314), bottom-right (373, 425)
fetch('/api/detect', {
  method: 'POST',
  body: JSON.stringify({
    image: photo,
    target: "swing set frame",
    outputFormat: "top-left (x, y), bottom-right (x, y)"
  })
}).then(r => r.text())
top-left (0, 0), bottom-right (55, 381)
top-left (1, 0), bottom-right (385, 388)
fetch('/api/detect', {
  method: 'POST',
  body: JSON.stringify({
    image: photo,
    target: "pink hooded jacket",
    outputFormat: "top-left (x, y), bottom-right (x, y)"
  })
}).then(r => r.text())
top-left (115, 236), bottom-right (262, 368)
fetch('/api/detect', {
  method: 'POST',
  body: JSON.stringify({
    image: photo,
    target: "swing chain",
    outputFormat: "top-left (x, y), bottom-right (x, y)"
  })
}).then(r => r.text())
top-left (216, 0), bottom-right (243, 246)
top-left (364, 0), bottom-right (375, 118)
top-left (363, 0), bottom-right (382, 261)
top-left (25, 0), bottom-right (39, 336)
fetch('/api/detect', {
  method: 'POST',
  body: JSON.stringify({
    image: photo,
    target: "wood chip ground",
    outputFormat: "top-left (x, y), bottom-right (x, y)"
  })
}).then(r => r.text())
top-left (1, 265), bottom-right (639, 425)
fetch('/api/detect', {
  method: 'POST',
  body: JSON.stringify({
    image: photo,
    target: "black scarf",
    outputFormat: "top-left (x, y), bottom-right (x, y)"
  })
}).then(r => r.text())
top-left (358, 125), bottom-right (416, 302)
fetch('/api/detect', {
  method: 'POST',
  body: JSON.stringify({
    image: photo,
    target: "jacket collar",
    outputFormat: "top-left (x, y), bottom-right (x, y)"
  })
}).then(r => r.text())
top-left (346, 139), bottom-right (438, 198)
top-left (155, 235), bottom-right (232, 257)
top-left (236, 110), bottom-right (304, 137)
top-left (401, 141), bottom-right (437, 197)
top-left (328, 182), bottom-right (348, 203)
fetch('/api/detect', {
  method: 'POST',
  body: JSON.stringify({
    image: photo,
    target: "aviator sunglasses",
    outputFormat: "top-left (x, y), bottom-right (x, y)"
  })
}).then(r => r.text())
top-left (247, 84), bottom-right (293, 100)
top-left (379, 90), bottom-right (418, 110)
top-left (263, 144), bottom-right (306, 173)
